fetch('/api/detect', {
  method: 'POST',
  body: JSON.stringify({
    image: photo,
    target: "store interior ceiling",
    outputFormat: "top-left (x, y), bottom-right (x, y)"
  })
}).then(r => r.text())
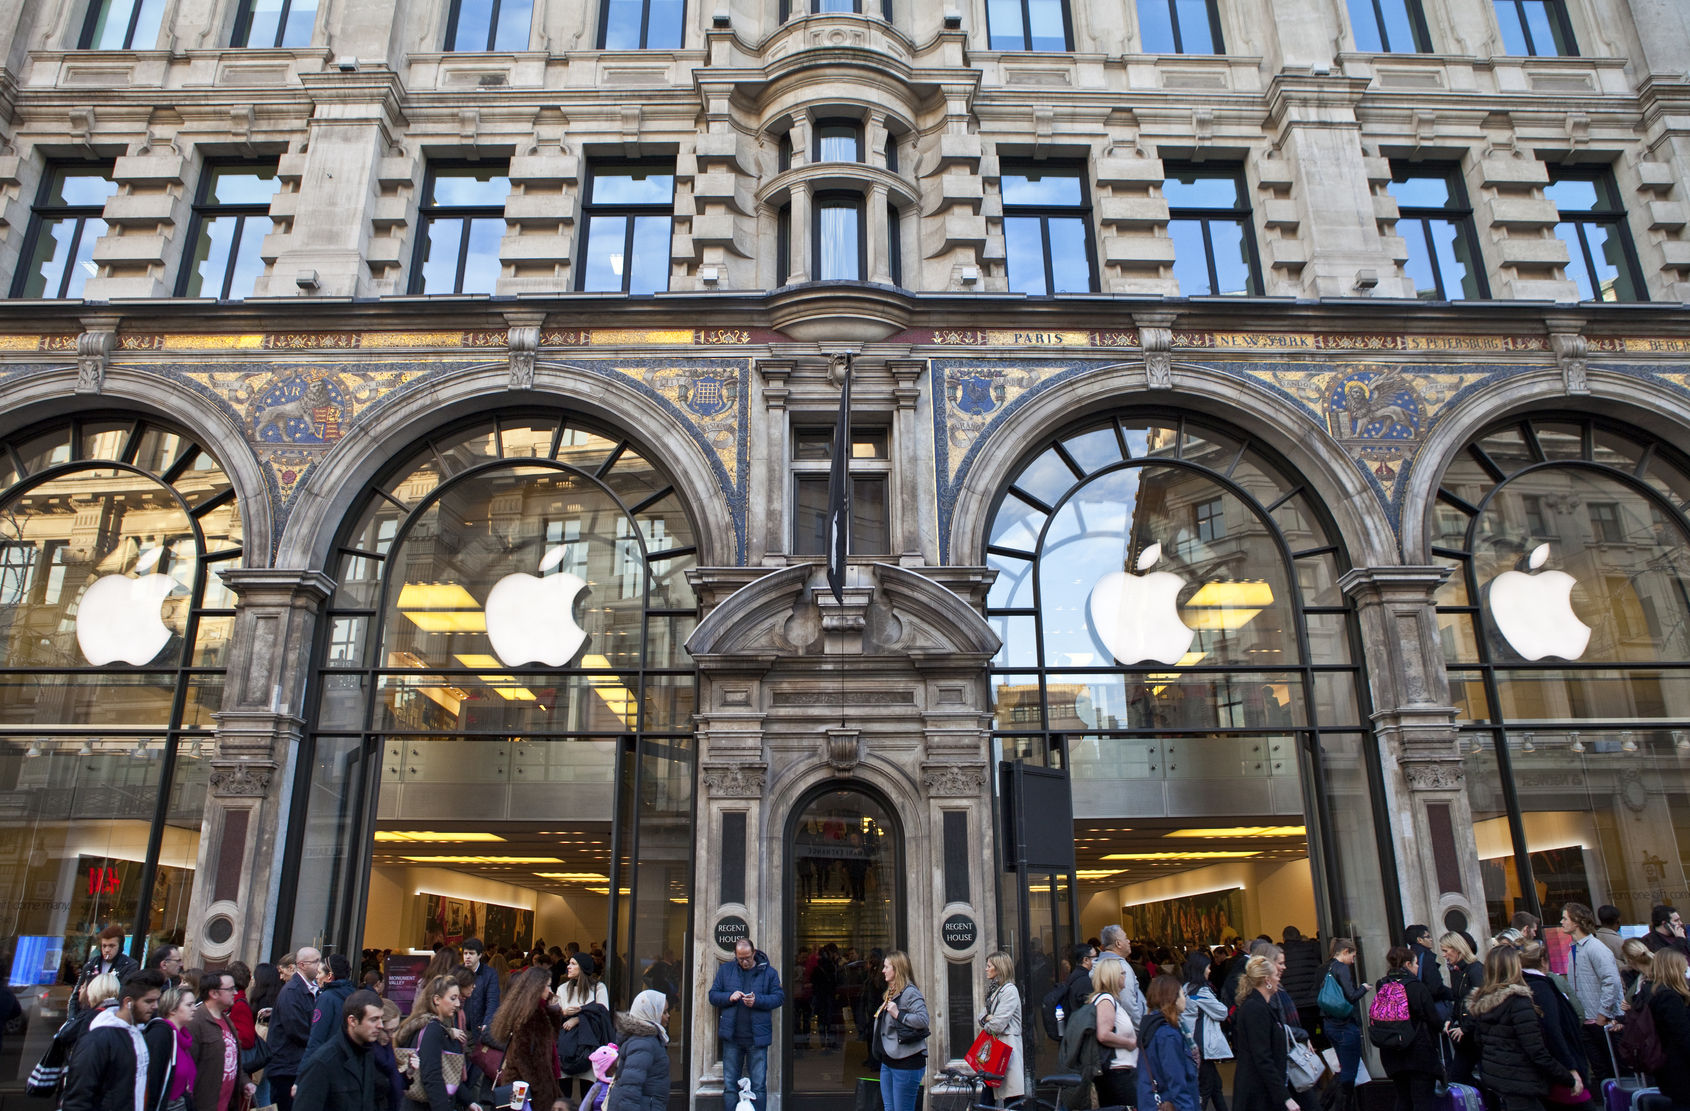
top-left (1072, 817), bottom-right (1311, 887)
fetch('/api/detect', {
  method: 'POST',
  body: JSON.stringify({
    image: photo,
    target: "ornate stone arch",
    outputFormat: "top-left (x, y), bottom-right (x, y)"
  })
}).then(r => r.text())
top-left (1401, 367), bottom-right (1690, 563)
top-left (276, 360), bottom-right (738, 570)
top-left (0, 364), bottom-right (274, 561)
top-left (946, 360), bottom-right (1399, 569)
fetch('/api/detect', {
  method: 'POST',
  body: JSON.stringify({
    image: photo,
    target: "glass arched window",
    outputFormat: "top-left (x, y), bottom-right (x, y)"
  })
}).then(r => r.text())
top-left (983, 413), bottom-right (1394, 965)
top-left (1431, 414), bottom-right (1690, 937)
top-left (283, 413), bottom-right (698, 1044)
top-left (0, 416), bottom-right (241, 991)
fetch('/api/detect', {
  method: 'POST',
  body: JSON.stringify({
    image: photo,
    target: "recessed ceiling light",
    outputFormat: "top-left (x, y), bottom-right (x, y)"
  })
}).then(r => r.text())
top-left (375, 831), bottom-right (507, 843)
top-left (401, 855), bottom-right (564, 864)
top-left (1101, 851), bottom-right (1260, 861)
top-left (1165, 826), bottom-right (1307, 839)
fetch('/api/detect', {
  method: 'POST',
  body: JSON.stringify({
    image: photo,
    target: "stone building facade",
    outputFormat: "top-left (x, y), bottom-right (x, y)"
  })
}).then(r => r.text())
top-left (3, 0), bottom-right (1690, 1106)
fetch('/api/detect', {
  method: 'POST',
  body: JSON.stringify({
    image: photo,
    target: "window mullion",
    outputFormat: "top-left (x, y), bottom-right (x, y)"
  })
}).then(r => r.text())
top-left (124, 0), bottom-right (145, 48)
top-left (640, 0), bottom-right (652, 48)
top-left (455, 217), bottom-right (474, 292)
top-left (1169, 0), bottom-right (1183, 52)
top-left (623, 217), bottom-right (638, 294)
top-left (58, 220), bottom-right (86, 299)
top-left (220, 216), bottom-right (244, 300)
top-left (275, 0), bottom-right (292, 46)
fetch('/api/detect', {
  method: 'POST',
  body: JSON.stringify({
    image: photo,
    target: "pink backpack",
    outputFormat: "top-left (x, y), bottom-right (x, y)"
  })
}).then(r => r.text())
top-left (1367, 979), bottom-right (1414, 1049)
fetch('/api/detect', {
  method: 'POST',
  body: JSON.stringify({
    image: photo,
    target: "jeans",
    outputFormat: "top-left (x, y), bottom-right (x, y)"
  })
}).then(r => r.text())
top-left (1329, 1019), bottom-right (1363, 1085)
top-left (723, 1042), bottom-right (769, 1111)
top-left (272, 1077), bottom-right (295, 1111)
top-left (881, 1063), bottom-right (925, 1111)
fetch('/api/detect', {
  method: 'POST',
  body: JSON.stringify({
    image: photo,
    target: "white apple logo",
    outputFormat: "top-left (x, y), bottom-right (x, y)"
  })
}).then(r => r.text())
top-left (483, 546), bottom-right (590, 667)
top-left (1087, 542), bottom-right (1197, 665)
top-left (1489, 542), bottom-right (1591, 661)
top-left (76, 547), bottom-right (177, 666)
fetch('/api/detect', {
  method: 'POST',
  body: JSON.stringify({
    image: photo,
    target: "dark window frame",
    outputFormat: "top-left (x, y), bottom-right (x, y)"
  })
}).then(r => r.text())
top-left (791, 422), bottom-right (892, 557)
top-left (576, 159), bottom-right (676, 294)
top-left (598, 0), bottom-right (686, 49)
top-left (231, 0), bottom-right (315, 47)
top-left (776, 203), bottom-right (791, 286)
top-left (887, 200), bottom-right (903, 288)
top-left (985, 0), bottom-right (1074, 51)
top-left (78, 0), bottom-right (159, 49)
top-left (813, 118), bottom-right (865, 164)
top-left (1493, 0), bottom-right (1577, 56)
top-left (1163, 160), bottom-right (1263, 297)
top-left (1349, 0), bottom-right (1432, 52)
top-left (407, 161), bottom-right (511, 296)
top-left (1139, 0), bottom-right (1225, 53)
top-left (1388, 161), bottom-right (1490, 300)
top-left (445, 0), bottom-right (532, 51)
top-left (811, 189), bottom-right (867, 283)
top-left (11, 161), bottom-right (114, 299)
top-left (175, 160), bottom-right (278, 300)
top-left (999, 160), bottom-right (1099, 296)
top-left (1546, 165), bottom-right (1647, 303)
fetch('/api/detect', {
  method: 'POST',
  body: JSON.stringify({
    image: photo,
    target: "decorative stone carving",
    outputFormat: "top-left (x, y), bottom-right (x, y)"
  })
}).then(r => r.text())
top-left (702, 763), bottom-right (767, 798)
top-left (922, 763), bottom-right (986, 797)
top-left (1401, 760), bottom-right (1463, 791)
top-left (1550, 329), bottom-right (1589, 395)
top-left (75, 319), bottom-right (119, 395)
top-left (209, 763), bottom-right (274, 798)
top-left (506, 315), bottom-right (543, 391)
top-left (825, 728), bottom-right (861, 773)
top-left (1134, 313), bottom-right (1176, 389)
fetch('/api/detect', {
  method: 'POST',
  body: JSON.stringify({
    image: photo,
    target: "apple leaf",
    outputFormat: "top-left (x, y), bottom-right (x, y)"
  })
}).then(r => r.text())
top-left (1135, 542), bottom-right (1161, 573)
top-left (134, 547), bottom-right (165, 573)
top-left (1528, 543), bottom-right (1549, 571)
top-left (539, 546), bottom-right (569, 573)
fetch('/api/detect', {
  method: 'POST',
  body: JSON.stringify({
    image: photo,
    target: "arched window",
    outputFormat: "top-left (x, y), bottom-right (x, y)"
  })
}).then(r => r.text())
top-left (282, 413), bottom-right (698, 1035)
top-left (0, 416), bottom-right (242, 965)
top-left (1430, 414), bottom-right (1690, 936)
top-left (983, 412), bottom-right (1393, 964)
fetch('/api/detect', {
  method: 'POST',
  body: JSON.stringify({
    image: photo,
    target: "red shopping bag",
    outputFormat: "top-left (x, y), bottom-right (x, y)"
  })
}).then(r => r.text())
top-left (965, 1030), bottom-right (1013, 1087)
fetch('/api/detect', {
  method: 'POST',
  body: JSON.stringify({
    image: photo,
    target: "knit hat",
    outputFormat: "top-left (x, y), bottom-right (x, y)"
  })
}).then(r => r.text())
top-left (590, 1043), bottom-right (618, 1083)
top-left (573, 953), bottom-right (596, 978)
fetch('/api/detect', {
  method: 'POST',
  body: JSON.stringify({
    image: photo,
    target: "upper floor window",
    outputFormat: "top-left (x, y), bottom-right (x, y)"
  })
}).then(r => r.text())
top-left (178, 163), bottom-right (278, 300)
top-left (814, 192), bottom-right (865, 282)
top-left (579, 164), bottom-right (674, 294)
top-left (601, 0), bottom-right (683, 48)
top-left (447, 0), bottom-right (532, 50)
top-left (1494, 0), bottom-right (1576, 56)
top-left (232, 0), bottom-right (317, 47)
top-left (1545, 167), bottom-right (1645, 302)
top-left (1164, 162), bottom-right (1260, 296)
top-left (11, 164), bottom-right (116, 299)
top-left (793, 425), bottom-right (890, 556)
top-left (80, 0), bottom-right (163, 49)
top-left (784, 0), bottom-right (891, 14)
top-left (815, 121), bottom-right (864, 164)
top-left (411, 164), bottom-right (510, 295)
top-left (1388, 163), bottom-right (1488, 300)
top-left (1001, 163), bottom-right (1095, 295)
top-left (986, 0), bottom-right (1071, 51)
top-left (1138, 0), bottom-right (1223, 54)
top-left (1349, 0), bottom-right (1430, 52)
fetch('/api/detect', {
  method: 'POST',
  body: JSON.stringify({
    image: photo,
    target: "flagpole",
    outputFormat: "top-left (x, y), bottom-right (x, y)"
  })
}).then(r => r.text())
top-left (825, 353), bottom-right (852, 731)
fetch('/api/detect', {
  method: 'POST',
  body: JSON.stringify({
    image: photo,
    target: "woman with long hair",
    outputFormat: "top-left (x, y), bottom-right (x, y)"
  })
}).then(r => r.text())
top-left (978, 951), bottom-right (1024, 1103)
top-left (399, 974), bottom-right (487, 1111)
top-left (1646, 949), bottom-right (1690, 1111)
top-left (1440, 932), bottom-right (1483, 1085)
top-left (1517, 941), bottom-right (1591, 1111)
top-left (558, 953), bottom-right (612, 1101)
top-left (607, 989), bottom-right (670, 1111)
top-left (422, 947), bottom-right (462, 986)
top-left (1465, 945), bottom-right (1579, 1111)
top-left (1375, 946), bottom-right (1442, 1111)
top-left (1089, 958), bottom-right (1139, 1108)
top-left (1233, 955), bottom-right (1296, 1111)
top-left (874, 950), bottom-right (930, 1111)
top-left (1181, 950), bottom-right (1232, 1111)
top-left (1140, 974), bottom-right (1199, 1111)
top-left (491, 967), bottom-right (566, 1111)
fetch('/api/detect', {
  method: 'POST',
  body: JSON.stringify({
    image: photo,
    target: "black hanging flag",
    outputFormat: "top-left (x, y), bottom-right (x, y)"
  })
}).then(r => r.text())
top-left (825, 359), bottom-right (852, 604)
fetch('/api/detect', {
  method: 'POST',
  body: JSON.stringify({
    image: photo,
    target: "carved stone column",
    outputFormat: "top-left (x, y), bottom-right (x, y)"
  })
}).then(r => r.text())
top-left (1340, 566), bottom-right (1487, 938)
top-left (188, 568), bottom-right (334, 966)
top-left (887, 359), bottom-right (928, 566)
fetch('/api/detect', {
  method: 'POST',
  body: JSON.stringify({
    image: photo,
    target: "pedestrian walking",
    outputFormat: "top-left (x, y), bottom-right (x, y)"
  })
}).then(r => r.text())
top-left (1517, 942), bottom-right (1591, 1111)
top-left (305, 954), bottom-right (356, 1057)
top-left (292, 989), bottom-right (386, 1111)
top-left (1139, 974), bottom-right (1199, 1111)
top-left (1320, 938), bottom-right (1369, 1111)
top-left (490, 966), bottom-right (566, 1111)
top-left (978, 951), bottom-right (1025, 1103)
top-left (191, 970), bottom-right (255, 1111)
top-left (1233, 955), bottom-right (1296, 1111)
top-left (69, 926), bottom-right (141, 1023)
top-left (1561, 903), bottom-right (1624, 1085)
top-left (1181, 951), bottom-right (1232, 1111)
top-left (1090, 957), bottom-right (1140, 1108)
top-left (1373, 947), bottom-right (1441, 1111)
top-left (1646, 949), bottom-right (1690, 1111)
top-left (1440, 932), bottom-right (1484, 1086)
top-left (62, 970), bottom-right (165, 1111)
top-left (557, 953), bottom-right (612, 1102)
top-left (395, 974), bottom-right (485, 1111)
top-left (873, 950), bottom-right (930, 1111)
top-left (708, 939), bottom-right (785, 1111)
top-left (1097, 926), bottom-right (1149, 1025)
top-left (1464, 945), bottom-right (1581, 1111)
top-left (608, 989), bottom-right (671, 1111)
top-left (267, 947), bottom-right (323, 1111)
top-left (143, 983), bottom-right (192, 1111)
top-left (462, 940), bottom-right (502, 1041)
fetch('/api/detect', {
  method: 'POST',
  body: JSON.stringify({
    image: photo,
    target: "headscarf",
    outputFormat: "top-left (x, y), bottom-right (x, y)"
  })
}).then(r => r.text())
top-left (590, 1043), bottom-right (619, 1083)
top-left (624, 989), bottom-right (669, 1044)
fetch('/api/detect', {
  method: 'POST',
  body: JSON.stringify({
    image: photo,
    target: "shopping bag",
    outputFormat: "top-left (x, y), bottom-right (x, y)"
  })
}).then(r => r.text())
top-left (965, 1029), bottom-right (1013, 1087)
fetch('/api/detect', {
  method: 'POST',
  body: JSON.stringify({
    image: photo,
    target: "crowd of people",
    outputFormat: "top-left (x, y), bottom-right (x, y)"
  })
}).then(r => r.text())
top-left (33, 929), bottom-right (672, 1111)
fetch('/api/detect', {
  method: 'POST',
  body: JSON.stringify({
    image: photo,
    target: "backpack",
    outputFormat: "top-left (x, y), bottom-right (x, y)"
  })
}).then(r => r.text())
top-left (1040, 982), bottom-right (1068, 1042)
top-left (1057, 1000), bottom-right (1101, 1081)
top-left (1618, 989), bottom-right (1667, 1074)
top-left (1368, 978), bottom-right (1414, 1049)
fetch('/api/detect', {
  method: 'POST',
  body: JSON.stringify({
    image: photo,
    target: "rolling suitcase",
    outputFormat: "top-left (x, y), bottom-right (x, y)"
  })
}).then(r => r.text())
top-left (1433, 1033), bottom-right (1484, 1111)
top-left (1603, 1027), bottom-right (1649, 1111)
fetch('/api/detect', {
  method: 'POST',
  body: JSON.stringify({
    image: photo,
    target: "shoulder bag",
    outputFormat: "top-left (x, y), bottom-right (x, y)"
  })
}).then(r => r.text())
top-left (1285, 1023), bottom-right (1326, 1092)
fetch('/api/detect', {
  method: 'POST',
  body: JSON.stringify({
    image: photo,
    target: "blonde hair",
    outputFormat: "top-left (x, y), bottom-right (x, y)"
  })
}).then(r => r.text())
top-left (1439, 932), bottom-right (1476, 964)
top-left (986, 951), bottom-right (1015, 984)
top-left (82, 972), bottom-right (120, 1010)
top-left (1621, 939), bottom-right (1653, 974)
top-left (1235, 955), bottom-right (1275, 1006)
top-left (883, 950), bottom-right (916, 1001)
top-left (1090, 957), bottom-right (1125, 1003)
top-left (1652, 949), bottom-right (1690, 1004)
top-left (158, 986), bottom-right (194, 1020)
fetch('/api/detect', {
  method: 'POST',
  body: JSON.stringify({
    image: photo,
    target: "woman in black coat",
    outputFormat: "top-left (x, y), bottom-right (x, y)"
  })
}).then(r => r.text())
top-left (1440, 933), bottom-right (1485, 1087)
top-left (1233, 955), bottom-right (1297, 1111)
top-left (607, 990), bottom-right (670, 1111)
top-left (1464, 946), bottom-right (1581, 1111)
top-left (1519, 941), bottom-right (1591, 1108)
top-left (1375, 947), bottom-right (1443, 1111)
top-left (1647, 949), bottom-right (1690, 1110)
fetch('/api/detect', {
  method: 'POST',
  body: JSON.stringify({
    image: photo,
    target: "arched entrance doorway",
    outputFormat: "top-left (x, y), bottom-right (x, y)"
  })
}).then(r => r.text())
top-left (783, 784), bottom-right (905, 1111)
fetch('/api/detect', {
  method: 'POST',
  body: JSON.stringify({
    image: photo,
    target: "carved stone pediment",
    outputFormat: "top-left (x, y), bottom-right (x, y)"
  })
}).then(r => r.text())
top-left (701, 763), bottom-right (768, 798)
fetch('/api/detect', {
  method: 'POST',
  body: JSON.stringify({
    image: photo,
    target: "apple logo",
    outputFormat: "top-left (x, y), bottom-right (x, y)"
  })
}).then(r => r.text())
top-left (75, 547), bottom-right (177, 666)
top-left (1488, 542), bottom-right (1591, 661)
top-left (483, 546), bottom-right (589, 667)
top-left (1087, 542), bottom-right (1197, 665)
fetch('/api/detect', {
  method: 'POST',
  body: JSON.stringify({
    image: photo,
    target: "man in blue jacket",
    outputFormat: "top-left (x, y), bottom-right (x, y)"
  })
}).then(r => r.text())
top-left (709, 939), bottom-right (785, 1111)
top-left (302, 953), bottom-right (356, 1061)
top-left (266, 946), bottom-right (321, 1111)
top-left (461, 938), bottom-right (501, 1038)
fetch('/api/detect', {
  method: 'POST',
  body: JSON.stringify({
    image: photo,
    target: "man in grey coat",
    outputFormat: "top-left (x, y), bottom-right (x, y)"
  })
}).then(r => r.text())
top-left (1562, 902), bottom-right (1623, 1084)
top-left (1095, 924), bottom-right (1146, 1024)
